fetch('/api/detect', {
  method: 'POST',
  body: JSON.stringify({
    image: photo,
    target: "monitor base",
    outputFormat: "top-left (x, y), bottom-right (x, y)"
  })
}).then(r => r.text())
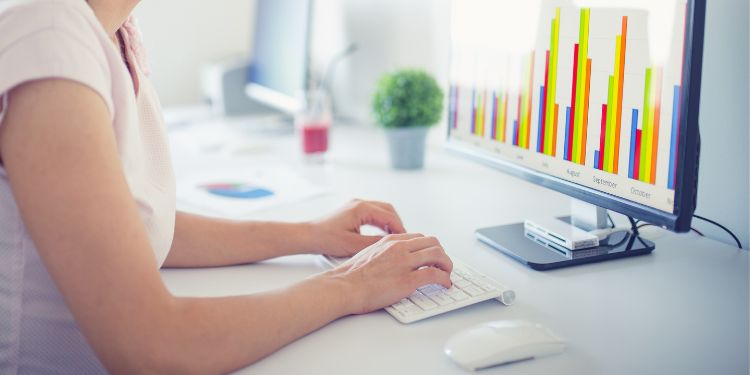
top-left (475, 220), bottom-right (655, 271)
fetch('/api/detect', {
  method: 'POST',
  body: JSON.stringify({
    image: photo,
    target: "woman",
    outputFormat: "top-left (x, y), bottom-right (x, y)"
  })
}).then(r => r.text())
top-left (0, 0), bottom-right (453, 373)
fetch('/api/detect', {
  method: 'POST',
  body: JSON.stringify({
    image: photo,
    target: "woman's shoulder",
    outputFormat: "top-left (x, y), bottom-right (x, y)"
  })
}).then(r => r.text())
top-left (0, 0), bottom-right (106, 50)
top-left (0, 0), bottom-right (117, 120)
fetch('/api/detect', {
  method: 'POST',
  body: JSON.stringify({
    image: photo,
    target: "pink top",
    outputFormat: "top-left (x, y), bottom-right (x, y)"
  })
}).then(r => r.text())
top-left (0, 0), bottom-right (176, 373)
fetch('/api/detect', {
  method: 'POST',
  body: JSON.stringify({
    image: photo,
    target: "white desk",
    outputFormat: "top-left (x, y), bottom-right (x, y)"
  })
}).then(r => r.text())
top-left (162, 122), bottom-right (749, 375)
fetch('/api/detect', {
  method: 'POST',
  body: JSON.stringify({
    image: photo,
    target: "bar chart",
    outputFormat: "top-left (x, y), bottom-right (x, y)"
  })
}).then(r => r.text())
top-left (448, 0), bottom-right (687, 211)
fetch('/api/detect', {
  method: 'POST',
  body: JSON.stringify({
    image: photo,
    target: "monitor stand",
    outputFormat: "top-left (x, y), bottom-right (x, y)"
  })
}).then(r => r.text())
top-left (475, 200), bottom-right (655, 270)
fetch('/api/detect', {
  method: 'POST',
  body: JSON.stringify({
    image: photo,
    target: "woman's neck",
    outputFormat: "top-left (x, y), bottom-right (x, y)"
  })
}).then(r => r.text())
top-left (86, 0), bottom-right (139, 38)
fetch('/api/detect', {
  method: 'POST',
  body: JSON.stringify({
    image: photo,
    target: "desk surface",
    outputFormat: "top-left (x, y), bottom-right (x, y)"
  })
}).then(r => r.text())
top-left (162, 122), bottom-right (749, 375)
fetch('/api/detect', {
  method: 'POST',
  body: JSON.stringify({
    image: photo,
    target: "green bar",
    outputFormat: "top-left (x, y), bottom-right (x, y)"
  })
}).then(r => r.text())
top-left (607, 35), bottom-right (622, 171)
top-left (639, 68), bottom-right (652, 181)
top-left (604, 75), bottom-right (615, 172)
top-left (545, 9), bottom-right (561, 155)
top-left (573, 9), bottom-right (589, 163)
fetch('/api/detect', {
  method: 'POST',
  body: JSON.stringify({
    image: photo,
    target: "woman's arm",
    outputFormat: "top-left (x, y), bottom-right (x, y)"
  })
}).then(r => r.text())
top-left (0, 79), bottom-right (452, 374)
top-left (165, 200), bottom-right (407, 268)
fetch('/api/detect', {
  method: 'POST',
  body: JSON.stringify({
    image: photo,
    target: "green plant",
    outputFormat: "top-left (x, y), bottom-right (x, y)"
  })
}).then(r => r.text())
top-left (372, 69), bottom-right (444, 128)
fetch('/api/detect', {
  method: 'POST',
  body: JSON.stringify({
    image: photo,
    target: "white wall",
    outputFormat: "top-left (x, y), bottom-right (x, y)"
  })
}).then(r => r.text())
top-left (312, 0), bottom-right (451, 123)
top-left (693, 0), bottom-right (749, 248)
top-left (133, 0), bottom-right (254, 107)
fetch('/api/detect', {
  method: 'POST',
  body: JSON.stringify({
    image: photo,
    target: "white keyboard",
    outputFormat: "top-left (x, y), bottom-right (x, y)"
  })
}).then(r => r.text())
top-left (323, 256), bottom-right (515, 324)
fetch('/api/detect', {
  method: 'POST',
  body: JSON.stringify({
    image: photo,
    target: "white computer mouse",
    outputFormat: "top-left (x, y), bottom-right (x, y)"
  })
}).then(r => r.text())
top-left (444, 320), bottom-right (567, 371)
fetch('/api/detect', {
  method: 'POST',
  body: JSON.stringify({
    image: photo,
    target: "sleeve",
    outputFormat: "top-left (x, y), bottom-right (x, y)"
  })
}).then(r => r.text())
top-left (0, 4), bottom-right (114, 122)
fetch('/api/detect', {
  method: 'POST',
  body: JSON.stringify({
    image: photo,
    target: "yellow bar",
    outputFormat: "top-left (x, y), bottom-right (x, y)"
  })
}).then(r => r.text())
top-left (606, 35), bottom-right (622, 172)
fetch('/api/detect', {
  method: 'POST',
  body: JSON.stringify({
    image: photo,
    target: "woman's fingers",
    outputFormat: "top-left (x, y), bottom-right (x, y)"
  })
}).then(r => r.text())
top-left (408, 246), bottom-right (453, 273)
top-left (390, 235), bottom-right (441, 253)
top-left (355, 200), bottom-right (406, 234)
top-left (409, 266), bottom-right (452, 289)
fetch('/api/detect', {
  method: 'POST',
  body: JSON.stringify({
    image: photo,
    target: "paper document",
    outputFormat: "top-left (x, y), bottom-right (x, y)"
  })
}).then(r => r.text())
top-left (177, 166), bottom-right (327, 218)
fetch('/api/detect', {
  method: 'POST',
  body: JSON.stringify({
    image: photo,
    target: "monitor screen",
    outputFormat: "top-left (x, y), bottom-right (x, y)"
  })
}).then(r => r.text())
top-left (447, 0), bottom-right (701, 223)
top-left (246, 0), bottom-right (311, 112)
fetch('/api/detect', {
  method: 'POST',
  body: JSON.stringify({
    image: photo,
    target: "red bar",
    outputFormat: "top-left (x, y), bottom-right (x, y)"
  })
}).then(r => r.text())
top-left (634, 129), bottom-right (642, 180)
top-left (581, 59), bottom-right (591, 164)
top-left (568, 43), bottom-right (578, 161)
top-left (598, 104), bottom-right (607, 169)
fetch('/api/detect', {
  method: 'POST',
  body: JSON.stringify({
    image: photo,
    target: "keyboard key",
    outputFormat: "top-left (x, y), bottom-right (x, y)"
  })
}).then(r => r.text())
top-left (474, 279), bottom-right (498, 291)
top-left (418, 284), bottom-right (443, 294)
top-left (409, 292), bottom-right (438, 310)
top-left (450, 274), bottom-right (464, 284)
top-left (392, 298), bottom-right (420, 313)
top-left (463, 285), bottom-right (485, 297)
top-left (426, 292), bottom-right (454, 306)
top-left (453, 278), bottom-right (472, 288)
top-left (445, 287), bottom-right (470, 301)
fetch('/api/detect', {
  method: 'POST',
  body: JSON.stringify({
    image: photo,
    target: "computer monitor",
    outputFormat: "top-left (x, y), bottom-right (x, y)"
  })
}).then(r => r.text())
top-left (446, 0), bottom-right (705, 269)
top-left (245, 0), bottom-right (312, 113)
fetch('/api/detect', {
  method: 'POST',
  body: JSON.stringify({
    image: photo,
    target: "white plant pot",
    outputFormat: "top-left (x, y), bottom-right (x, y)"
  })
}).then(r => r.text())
top-left (384, 126), bottom-right (429, 170)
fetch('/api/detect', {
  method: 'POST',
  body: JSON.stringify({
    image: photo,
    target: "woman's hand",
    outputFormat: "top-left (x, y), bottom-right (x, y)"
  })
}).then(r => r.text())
top-left (323, 233), bottom-right (454, 315)
top-left (308, 199), bottom-right (407, 257)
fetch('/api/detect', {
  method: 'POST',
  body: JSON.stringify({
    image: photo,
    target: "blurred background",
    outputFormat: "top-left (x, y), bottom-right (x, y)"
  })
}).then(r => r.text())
top-left (134, 0), bottom-right (450, 122)
top-left (133, 0), bottom-right (748, 248)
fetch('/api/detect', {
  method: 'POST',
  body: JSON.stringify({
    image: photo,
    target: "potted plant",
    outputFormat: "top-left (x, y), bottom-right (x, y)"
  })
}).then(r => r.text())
top-left (372, 69), bottom-right (444, 170)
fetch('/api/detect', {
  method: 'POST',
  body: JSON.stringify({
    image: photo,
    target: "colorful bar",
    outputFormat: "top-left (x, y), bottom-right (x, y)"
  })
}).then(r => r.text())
top-left (649, 70), bottom-right (662, 184)
top-left (628, 109), bottom-right (638, 179)
top-left (545, 8), bottom-right (560, 156)
top-left (634, 129), bottom-right (642, 180)
top-left (490, 91), bottom-right (498, 139)
top-left (540, 50), bottom-right (549, 153)
top-left (597, 16), bottom-right (628, 174)
top-left (552, 104), bottom-right (559, 155)
top-left (598, 104), bottom-right (608, 170)
top-left (639, 68), bottom-right (652, 181)
top-left (499, 92), bottom-right (508, 142)
top-left (581, 59), bottom-right (591, 164)
top-left (594, 150), bottom-right (600, 170)
top-left (514, 92), bottom-right (522, 146)
top-left (536, 8), bottom-right (560, 156)
top-left (603, 75), bottom-right (615, 171)
top-left (634, 66), bottom-right (663, 185)
top-left (567, 43), bottom-right (579, 161)
top-left (470, 89), bottom-right (477, 135)
top-left (515, 52), bottom-right (535, 149)
top-left (573, 9), bottom-right (590, 164)
top-left (524, 53), bottom-right (535, 149)
top-left (537, 86), bottom-right (545, 152)
top-left (613, 17), bottom-right (628, 173)
top-left (563, 106), bottom-right (571, 161)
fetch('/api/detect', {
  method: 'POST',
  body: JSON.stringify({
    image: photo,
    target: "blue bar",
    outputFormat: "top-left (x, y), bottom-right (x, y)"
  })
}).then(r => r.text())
top-left (490, 92), bottom-right (496, 139)
top-left (668, 85), bottom-right (681, 189)
top-left (513, 120), bottom-right (519, 146)
top-left (537, 86), bottom-right (545, 152)
top-left (594, 150), bottom-right (600, 170)
top-left (563, 106), bottom-right (571, 161)
top-left (471, 89), bottom-right (476, 134)
top-left (628, 109), bottom-right (638, 179)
